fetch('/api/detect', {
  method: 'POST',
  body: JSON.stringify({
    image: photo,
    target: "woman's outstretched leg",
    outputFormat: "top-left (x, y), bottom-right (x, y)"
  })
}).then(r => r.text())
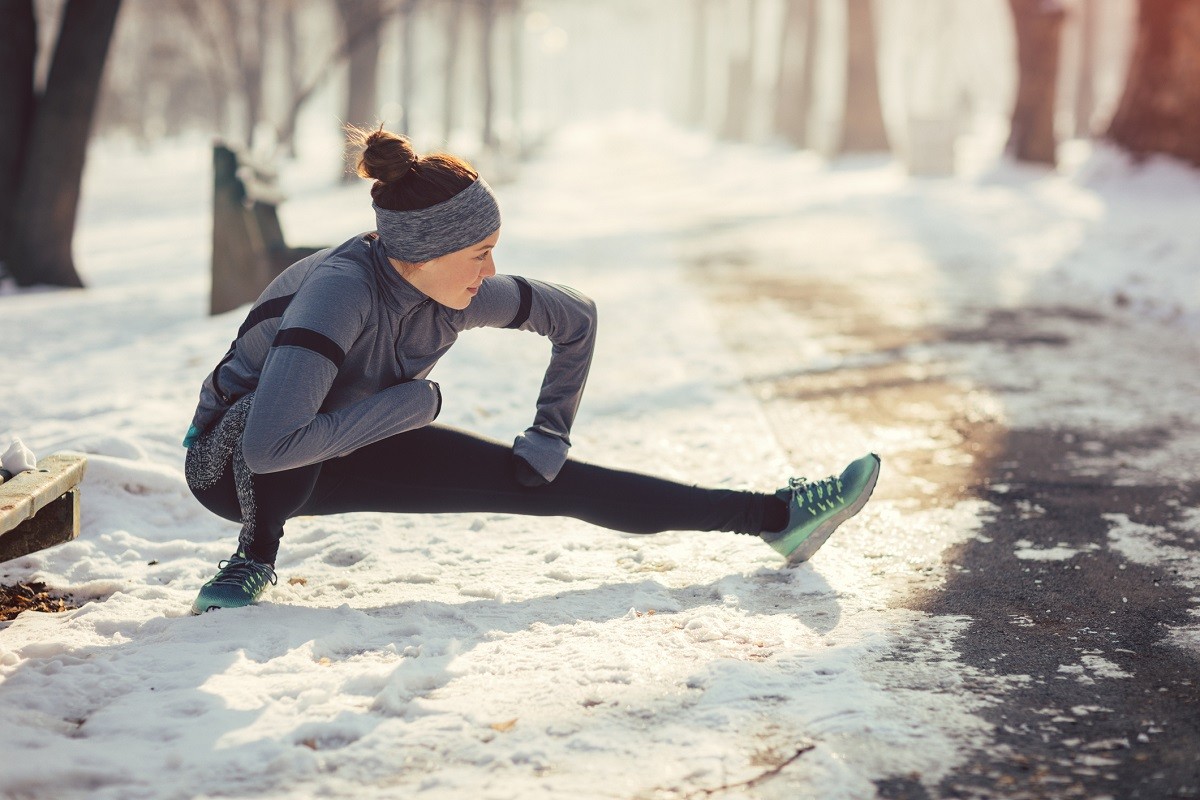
top-left (300, 424), bottom-right (788, 535)
top-left (187, 421), bottom-right (879, 614)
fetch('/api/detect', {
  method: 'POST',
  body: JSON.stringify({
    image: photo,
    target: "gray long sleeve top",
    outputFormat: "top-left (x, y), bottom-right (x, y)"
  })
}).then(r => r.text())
top-left (187, 232), bottom-right (597, 481)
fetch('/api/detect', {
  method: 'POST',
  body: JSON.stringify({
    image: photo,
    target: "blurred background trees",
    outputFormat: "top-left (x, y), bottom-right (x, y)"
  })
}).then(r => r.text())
top-left (39, 0), bottom-right (1197, 169)
top-left (4, 0), bottom-right (1200, 288)
top-left (74, 0), bottom-right (1193, 172)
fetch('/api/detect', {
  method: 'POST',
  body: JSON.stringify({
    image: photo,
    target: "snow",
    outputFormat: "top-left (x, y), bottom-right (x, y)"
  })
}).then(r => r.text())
top-left (2, 117), bottom-right (1199, 797)
top-left (1056, 654), bottom-right (1133, 685)
top-left (1014, 545), bottom-right (1081, 561)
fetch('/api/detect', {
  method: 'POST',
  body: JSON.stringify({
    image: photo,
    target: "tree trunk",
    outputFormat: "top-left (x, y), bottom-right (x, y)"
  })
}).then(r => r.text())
top-left (720, 0), bottom-right (758, 141)
top-left (480, 0), bottom-right (497, 149)
top-left (7, 0), bottom-right (122, 288)
top-left (276, 3), bottom-right (394, 153)
top-left (176, 0), bottom-right (235, 142)
top-left (774, 0), bottom-right (818, 148)
top-left (1107, 0), bottom-right (1200, 166)
top-left (687, 0), bottom-right (709, 127)
top-left (245, 2), bottom-right (268, 148)
top-left (340, 0), bottom-right (384, 130)
top-left (1073, 0), bottom-right (1098, 138)
top-left (508, 0), bottom-right (523, 154)
top-left (0, 0), bottom-right (37, 267)
top-left (219, 0), bottom-right (267, 149)
top-left (443, 0), bottom-right (465, 143)
top-left (280, 1), bottom-right (303, 156)
top-left (839, 0), bottom-right (889, 154)
top-left (399, 0), bottom-right (418, 134)
top-left (1007, 0), bottom-right (1065, 165)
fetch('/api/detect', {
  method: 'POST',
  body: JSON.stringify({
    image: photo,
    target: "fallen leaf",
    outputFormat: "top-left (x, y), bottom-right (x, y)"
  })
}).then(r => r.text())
top-left (288, 576), bottom-right (308, 586)
top-left (490, 718), bottom-right (518, 732)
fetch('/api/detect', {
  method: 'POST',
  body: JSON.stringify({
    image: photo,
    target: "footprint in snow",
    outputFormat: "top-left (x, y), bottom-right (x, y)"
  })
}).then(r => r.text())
top-left (323, 549), bottom-right (367, 567)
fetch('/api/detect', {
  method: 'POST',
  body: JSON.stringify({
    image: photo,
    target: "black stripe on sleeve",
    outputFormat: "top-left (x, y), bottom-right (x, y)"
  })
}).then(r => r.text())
top-left (504, 277), bottom-right (534, 329)
top-left (272, 327), bottom-right (346, 369)
top-left (238, 293), bottom-right (296, 338)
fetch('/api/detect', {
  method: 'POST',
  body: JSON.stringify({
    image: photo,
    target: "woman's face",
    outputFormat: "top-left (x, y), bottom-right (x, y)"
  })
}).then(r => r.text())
top-left (398, 229), bottom-right (500, 310)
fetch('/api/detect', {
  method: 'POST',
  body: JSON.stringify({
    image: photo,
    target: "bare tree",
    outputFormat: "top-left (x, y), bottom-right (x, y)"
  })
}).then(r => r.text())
top-left (507, 0), bottom-right (524, 154)
top-left (339, 0), bottom-right (385, 135)
top-left (687, 0), bottom-right (710, 127)
top-left (398, 0), bottom-right (419, 134)
top-left (174, 0), bottom-right (271, 148)
top-left (0, 0), bottom-right (37, 270)
top-left (774, 0), bottom-right (818, 148)
top-left (443, 0), bottom-right (466, 143)
top-left (238, 2), bottom-right (269, 148)
top-left (838, 0), bottom-right (889, 154)
top-left (720, 0), bottom-right (759, 141)
top-left (275, 1), bottom-right (396, 158)
top-left (1007, 0), bottom-right (1066, 165)
top-left (3, 0), bottom-right (122, 288)
top-left (1073, 0), bottom-right (1098, 137)
top-left (172, 1), bottom-right (229, 137)
top-left (479, 0), bottom-right (498, 149)
top-left (278, 1), bottom-right (307, 155)
top-left (1107, 0), bottom-right (1200, 166)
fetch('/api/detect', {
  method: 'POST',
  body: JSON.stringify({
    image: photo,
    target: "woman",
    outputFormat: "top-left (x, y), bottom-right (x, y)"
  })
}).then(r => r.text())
top-left (184, 127), bottom-right (880, 615)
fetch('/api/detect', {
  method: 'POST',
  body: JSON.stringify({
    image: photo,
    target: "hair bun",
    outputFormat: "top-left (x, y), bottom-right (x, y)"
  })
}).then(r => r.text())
top-left (349, 125), bottom-right (418, 184)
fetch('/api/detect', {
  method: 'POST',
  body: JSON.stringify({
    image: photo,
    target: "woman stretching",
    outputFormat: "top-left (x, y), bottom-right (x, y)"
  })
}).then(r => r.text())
top-left (184, 127), bottom-right (881, 614)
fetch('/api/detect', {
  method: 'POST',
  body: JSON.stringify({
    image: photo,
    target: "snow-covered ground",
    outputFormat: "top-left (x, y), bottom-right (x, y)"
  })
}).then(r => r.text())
top-left (1, 118), bottom-right (1198, 799)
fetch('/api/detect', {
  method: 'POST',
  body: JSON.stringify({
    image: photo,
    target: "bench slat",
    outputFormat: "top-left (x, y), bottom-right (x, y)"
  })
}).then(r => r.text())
top-left (0, 454), bottom-right (88, 536)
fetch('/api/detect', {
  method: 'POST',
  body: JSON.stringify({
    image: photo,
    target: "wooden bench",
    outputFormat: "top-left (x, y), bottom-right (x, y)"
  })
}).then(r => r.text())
top-left (0, 454), bottom-right (87, 563)
top-left (210, 143), bottom-right (325, 316)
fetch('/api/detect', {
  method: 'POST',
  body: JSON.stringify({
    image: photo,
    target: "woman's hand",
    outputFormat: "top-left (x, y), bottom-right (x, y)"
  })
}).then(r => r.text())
top-left (512, 453), bottom-right (549, 487)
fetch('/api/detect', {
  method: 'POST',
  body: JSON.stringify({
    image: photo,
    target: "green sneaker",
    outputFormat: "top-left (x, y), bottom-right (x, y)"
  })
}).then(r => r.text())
top-left (191, 552), bottom-right (278, 615)
top-left (763, 453), bottom-right (881, 564)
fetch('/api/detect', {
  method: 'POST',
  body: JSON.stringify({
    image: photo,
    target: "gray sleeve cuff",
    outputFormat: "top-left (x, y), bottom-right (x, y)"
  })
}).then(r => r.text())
top-left (512, 428), bottom-right (570, 483)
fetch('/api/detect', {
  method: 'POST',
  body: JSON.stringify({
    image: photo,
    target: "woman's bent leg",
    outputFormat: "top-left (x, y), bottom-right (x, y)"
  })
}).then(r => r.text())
top-left (185, 396), bottom-right (322, 566)
top-left (188, 450), bottom-right (322, 565)
top-left (301, 424), bottom-right (783, 535)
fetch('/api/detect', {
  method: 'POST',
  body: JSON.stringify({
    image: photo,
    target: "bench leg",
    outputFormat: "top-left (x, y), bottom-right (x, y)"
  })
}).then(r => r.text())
top-left (0, 490), bottom-right (81, 563)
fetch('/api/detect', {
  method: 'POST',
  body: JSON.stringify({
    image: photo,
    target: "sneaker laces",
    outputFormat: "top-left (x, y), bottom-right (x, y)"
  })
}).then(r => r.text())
top-left (788, 475), bottom-right (844, 512)
top-left (212, 555), bottom-right (278, 590)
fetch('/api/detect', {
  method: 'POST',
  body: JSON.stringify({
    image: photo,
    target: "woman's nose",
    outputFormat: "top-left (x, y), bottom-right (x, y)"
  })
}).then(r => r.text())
top-left (481, 258), bottom-right (496, 278)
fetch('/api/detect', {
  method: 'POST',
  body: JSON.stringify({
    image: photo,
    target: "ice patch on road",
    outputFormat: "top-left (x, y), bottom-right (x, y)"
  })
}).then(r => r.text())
top-left (1014, 543), bottom-right (1080, 561)
top-left (1056, 654), bottom-right (1132, 684)
top-left (1105, 513), bottom-right (1200, 586)
top-left (1105, 512), bottom-right (1200, 657)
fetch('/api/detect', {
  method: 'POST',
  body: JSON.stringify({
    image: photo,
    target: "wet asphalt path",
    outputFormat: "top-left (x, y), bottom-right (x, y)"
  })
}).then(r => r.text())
top-left (697, 261), bottom-right (1200, 800)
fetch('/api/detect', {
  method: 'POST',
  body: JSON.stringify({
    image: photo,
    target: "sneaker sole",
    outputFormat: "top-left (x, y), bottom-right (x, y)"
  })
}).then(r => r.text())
top-left (786, 454), bottom-right (881, 565)
top-left (191, 601), bottom-right (258, 615)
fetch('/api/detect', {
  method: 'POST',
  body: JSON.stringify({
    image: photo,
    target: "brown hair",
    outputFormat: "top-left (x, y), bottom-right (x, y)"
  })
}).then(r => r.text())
top-left (346, 124), bottom-right (478, 212)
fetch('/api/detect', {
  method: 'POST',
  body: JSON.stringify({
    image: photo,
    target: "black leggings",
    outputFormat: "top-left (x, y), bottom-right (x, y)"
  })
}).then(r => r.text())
top-left (187, 421), bottom-right (784, 566)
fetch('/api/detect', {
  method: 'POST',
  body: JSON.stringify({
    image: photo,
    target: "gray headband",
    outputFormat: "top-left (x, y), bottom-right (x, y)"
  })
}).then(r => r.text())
top-left (373, 178), bottom-right (501, 263)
